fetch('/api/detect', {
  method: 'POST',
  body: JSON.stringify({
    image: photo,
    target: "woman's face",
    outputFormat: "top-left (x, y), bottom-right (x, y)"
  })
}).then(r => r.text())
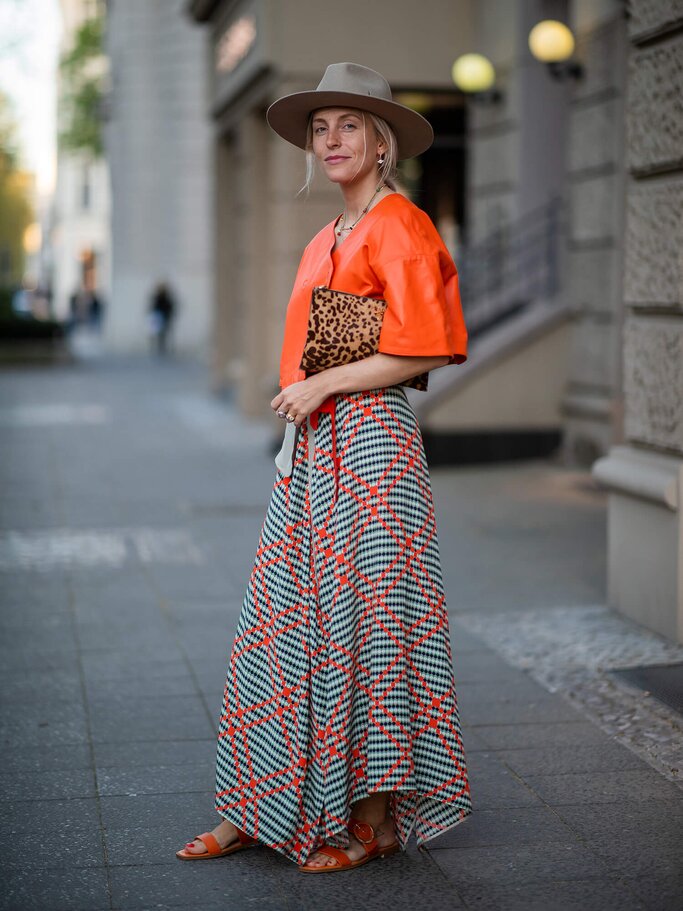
top-left (311, 107), bottom-right (384, 186)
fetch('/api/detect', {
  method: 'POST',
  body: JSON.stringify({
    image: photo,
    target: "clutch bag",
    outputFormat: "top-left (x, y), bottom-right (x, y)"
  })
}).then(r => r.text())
top-left (300, 285), bottom-right (428, 392)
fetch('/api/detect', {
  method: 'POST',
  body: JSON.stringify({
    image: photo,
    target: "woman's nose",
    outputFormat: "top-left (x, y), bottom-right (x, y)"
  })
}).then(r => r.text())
top-left (326, 129), bottom-right (340, 147)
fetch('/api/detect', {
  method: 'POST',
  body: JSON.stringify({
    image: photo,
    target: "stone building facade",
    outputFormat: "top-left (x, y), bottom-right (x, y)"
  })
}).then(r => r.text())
top-left (593, 1), bottom-right (683, 643)
top-left (104, 0), bottom-right (213, 355)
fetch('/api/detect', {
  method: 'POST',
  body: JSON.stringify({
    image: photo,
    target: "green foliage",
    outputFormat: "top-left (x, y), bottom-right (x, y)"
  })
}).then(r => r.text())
top-left (59, 14), bottom-right (105, 157)
top-left (0, 90), bottom-right (33, 288)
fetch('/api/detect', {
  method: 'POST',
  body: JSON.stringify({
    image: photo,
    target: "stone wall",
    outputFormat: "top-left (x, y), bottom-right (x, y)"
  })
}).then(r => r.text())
top-left (592, 0), bottom-right (683, 643)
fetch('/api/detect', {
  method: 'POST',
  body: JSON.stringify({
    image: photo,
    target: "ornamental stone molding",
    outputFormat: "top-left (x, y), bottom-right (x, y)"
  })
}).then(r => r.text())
top-left (627, 36), bottom-right (683, 174)
top-left (627, 0), bottom-right (683, 44)
top-left (624, 177), bottom-right (683, 308)
top-left (623, 318), bottom-right (683, 453)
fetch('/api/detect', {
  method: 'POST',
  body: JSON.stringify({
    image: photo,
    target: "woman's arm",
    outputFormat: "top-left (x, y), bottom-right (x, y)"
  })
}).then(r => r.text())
top-left (271, 353), bottom-right (450, 426)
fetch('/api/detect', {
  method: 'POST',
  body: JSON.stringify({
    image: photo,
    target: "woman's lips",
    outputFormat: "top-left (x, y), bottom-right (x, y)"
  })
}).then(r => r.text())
top-left (325, 156), bottom-right (349, 163)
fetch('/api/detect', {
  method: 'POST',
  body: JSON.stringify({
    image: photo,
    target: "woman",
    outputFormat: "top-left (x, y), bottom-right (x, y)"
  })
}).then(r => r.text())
top-left (177, 62), bottom-right (472, 873)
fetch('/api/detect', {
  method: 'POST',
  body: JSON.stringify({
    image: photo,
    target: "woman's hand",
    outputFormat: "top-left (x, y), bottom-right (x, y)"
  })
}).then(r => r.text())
top-left (271, 375), bottom-right (330, 427)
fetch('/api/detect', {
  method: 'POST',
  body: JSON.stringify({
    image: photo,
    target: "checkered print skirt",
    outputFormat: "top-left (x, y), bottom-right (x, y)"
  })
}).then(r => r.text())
top-left (215, 385), bottom-right (472, 865)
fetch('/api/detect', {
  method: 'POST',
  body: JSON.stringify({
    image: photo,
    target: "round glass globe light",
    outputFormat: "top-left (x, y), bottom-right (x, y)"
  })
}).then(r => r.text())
top-left (528, 20), bottom-right (575, 62)
top-left (451, 54), bottom-right (495, 93)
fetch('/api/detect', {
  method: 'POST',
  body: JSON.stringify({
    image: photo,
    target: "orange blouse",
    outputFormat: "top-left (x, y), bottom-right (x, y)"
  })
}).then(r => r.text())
top-left (278, 192), bottom-right (468, 389)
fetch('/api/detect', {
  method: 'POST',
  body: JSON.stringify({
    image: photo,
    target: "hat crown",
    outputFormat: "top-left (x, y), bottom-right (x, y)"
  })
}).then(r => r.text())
top-left (315, 63), bottom-right (393, 102)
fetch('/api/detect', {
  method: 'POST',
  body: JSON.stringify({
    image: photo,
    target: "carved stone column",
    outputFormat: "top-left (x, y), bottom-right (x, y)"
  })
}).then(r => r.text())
top-left (592, 1), bottom-right (683, 643)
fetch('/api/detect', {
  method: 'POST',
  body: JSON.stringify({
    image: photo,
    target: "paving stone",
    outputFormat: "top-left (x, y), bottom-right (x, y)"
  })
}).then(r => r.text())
top-left (428, 806), bottom-right (577, 850)
top-left (496, 743), bottom-right (653, 776)
top-left (555, 801), bottom-right (683, 844)
top-left (586, 830), bottom-right (683, 879)
top-left (457, 689), bottom-right (583, 727)
top-left (520, 769), bottom-right (683, 805)
top-left (93, 737), bottom-right (215, 769)
top-left (87, 694), bottom-right (214, 742)
top-left (0, 666), bottom-right (83, 703)
top-left (452, 878), bottom-right (647, 911)
top-left (100, 791), bottom-right (217, 866)
top-left (0, 645), bottom-right (79, 672)
top-left (466, 751), bottom-right (542, 809)
top-left (80, 648), bottom-right (186, 682)
top-left (96, 761), bottom-right (214, 797)
top-left (621, 872), bottom-right (683, 911)
top-left (276, 846), bottom-right (464, 911)
top-left (0, 798), bottom-right (104, 869)
top-left (0, 767), bottom-right (95, 801)
top-left (0, 698), bottom-right (88, 746)
top-left (472, 721), bottom-right (612, 751)
top-left (451, 649), bottom-right (526, 684)
top-left (0, 865), bottom-right (110, 911)
top-left (108, 849), bottom-right (287, 909)
top-left (430, 841), bottom-right (609, 887)
top-left (0, 742), bottom-right (91, 774)
top-left (84, 671), bottom-right (198, 700)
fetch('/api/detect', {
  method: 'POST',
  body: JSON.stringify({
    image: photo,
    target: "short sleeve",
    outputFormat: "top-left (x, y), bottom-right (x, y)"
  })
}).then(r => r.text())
top-left (375, 251), bottom-right (468, 364)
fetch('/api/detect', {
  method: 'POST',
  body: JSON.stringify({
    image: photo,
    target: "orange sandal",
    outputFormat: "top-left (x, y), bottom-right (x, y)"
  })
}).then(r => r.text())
top-left (175, 826), bottom-right (258, 860)
top-left (299, 816), bottom-right (399, 873)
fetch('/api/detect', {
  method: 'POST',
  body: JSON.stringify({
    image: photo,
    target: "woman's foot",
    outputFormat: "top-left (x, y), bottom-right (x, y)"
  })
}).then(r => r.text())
top-left (303, 815), bottom-right (397, 869)
top-left (182, 819), bottom-right (242, 855)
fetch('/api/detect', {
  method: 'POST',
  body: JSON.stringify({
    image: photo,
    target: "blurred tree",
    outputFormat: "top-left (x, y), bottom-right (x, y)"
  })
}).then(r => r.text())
top-left (59, 12), bottom-right (106, 157)
top-left (0, 90), bottom-right (33, 290)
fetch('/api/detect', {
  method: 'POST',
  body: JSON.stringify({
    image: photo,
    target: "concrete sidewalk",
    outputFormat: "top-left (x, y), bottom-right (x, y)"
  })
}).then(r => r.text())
top-left (1, 354), bottom-right (681, 911)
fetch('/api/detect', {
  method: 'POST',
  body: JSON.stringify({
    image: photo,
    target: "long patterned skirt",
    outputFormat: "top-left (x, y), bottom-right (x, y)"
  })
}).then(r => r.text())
top-left (215, 385), bottom-right (472, 865)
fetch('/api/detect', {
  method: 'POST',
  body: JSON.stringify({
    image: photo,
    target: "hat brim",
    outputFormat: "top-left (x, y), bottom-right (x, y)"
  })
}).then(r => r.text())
top-left (266, 90), bottom-right (434, 160)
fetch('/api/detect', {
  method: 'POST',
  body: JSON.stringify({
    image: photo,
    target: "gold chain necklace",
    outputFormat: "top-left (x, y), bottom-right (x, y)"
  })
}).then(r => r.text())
top-left (336, 184), bottom-right (385, 236)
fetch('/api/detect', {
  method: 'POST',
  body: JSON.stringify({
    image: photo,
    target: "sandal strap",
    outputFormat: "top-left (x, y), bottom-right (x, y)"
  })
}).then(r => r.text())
top-left (194, 832), bottom-right (221, 855)
top-left (348, 817), bottom-right (378, 855)
top-left (308, 845), bottom-right (352, 868)
top-left (235, 827), bottom-right (257, 846)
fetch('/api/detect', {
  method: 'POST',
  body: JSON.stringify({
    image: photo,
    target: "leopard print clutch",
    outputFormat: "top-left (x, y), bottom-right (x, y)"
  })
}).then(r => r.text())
top-left (300, 286), bottom-right (428, 392)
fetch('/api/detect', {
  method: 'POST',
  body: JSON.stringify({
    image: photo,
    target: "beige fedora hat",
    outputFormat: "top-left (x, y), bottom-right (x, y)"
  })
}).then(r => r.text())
top-left (266, 62), bottom-right (434, 160)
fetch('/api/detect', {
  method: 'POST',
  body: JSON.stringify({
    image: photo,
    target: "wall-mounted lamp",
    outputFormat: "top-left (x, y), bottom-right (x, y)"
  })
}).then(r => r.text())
top-left (528, 20), bottom-right (584, 81)
top-left (451, 53), bottom-right (503, 104)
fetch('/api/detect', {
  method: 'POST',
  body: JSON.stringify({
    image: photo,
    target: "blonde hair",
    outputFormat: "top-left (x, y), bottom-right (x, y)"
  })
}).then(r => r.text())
top-left (299, 110), bottom-right (399, 195)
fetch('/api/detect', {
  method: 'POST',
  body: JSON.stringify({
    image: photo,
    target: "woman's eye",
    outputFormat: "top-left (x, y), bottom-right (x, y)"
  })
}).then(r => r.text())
top-left (342, 123), bottom-right (356, 130)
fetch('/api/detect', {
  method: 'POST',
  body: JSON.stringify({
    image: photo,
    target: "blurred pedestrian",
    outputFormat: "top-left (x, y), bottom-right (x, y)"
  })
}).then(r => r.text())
top-left (148, 281), bottom-right (176, 355)
top-left (177, 63), bottom-right (472, 872)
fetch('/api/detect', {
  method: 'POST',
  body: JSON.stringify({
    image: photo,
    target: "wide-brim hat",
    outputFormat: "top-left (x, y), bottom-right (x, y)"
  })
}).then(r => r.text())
top-left (266, 62), bottom-right (434, 160)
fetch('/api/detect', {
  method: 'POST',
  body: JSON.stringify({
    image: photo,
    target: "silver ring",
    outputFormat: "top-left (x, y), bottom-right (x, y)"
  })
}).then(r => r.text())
top-left (276, 410), bottom-right (287, 419)
top-left (286, 413), bottom-right (296, 423)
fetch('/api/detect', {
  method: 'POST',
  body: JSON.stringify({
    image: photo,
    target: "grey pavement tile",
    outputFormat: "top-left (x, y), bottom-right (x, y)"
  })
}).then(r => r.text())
top-left (108, 853), bottom-right (288, 911)
top-left (472, 721), bottom-right (612, 751)
top-left (447, 622), bottom-right (491, 654)
top-left (0, 571), bottom-right (70, 606)
top-left (428, 806), bottom-right (578, 850)
top-left (0, 865), bottom-right (110, 911)
top-left (76, 618), bottom-right (176, 651)
top-left (87, 693), bottom-right (214, 743)
top-left (0, 698), bottom-right (88, 747)
top-left (520, 769), bottom-right (683, 806)
top-left (97, 761), bottom-right (214, 797)
top-left (452, 878), bottom-right (647, 911)
top-left (0, 666), bottom-right (83, 703)
top-left (457, 687), bottom-right (584, 727)
top-left (586, 831), bottom-right (683, 879)
top-left (496, 743), bottom-right (654, 777)
top-left (100, 790), bottom-right (217, 866)
top-left (0, 622), bottom-right (77, 652)
top-left (84, 671), bottom-right (199, 700)
top-left (555, 800), bottom-right (683, 842)
top-left (0, 797), bottom-right (104, 870)
top-left (80, 648), bottom-right (186, 682)
top-left (143, 565), bottom-right (237, 601)
top-left (0, 742), bottom-right (92, 774)
top-left (0, 645), bottom-right (79, 672)
top-left (93, 737), bottom-right (215, 769)
top-left (452, 649), bottom-right (525, 684)
top-left (275, 847), bottom-right (464, 911)
top-left (430, 841), bottom-right (609, 888)
top-left (622, 873), bottom-right (683, 911)
top-left (466, 751), bottom-right (542, 809)
top-left (0, 767), bottom-right (96, 801)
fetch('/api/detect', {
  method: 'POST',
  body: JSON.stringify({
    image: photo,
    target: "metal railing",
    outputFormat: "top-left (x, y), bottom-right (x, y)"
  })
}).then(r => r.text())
top-left (458, 196), bottom-right (566, 336)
